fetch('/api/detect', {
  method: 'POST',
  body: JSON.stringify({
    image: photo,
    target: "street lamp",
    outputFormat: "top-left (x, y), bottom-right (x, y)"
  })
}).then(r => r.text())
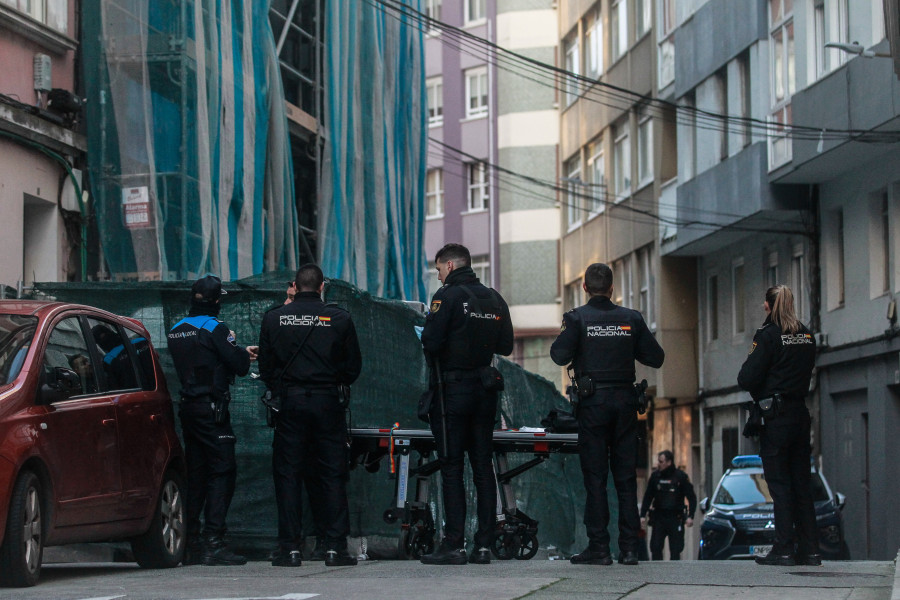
top-left (824, 41), bottom-right (891, 58)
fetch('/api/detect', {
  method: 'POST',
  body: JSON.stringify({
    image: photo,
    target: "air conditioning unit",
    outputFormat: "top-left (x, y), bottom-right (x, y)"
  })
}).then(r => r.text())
top-left (814, 332), bottom-right (828, 347)
top-left (33, 54), bottom-right (52, 92)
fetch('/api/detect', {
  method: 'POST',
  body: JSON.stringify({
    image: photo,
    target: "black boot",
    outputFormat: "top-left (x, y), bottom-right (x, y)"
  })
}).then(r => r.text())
top-left (755, 551), bottom-right (795, 566)
top-left (618, 550), bottom-right (639, 565)
top-left (202, 536), bottom-right (247, 566)
top-left (325, 548), bottom-right (358, 566)
top-left (420, 542), bottom-right (467, 565)
top-left (272, 549), bottom-right (302, 567)
top-left (570, 547), bottom-right (613, 565)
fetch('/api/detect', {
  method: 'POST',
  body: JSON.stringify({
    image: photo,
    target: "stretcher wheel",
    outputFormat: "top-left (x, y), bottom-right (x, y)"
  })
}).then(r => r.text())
top-left (514, 532), bottom-right (538, 560)
top-left (397, 529), bottom-right (411, 559)
top-left (491, 532), bottom-right (517, 560)
top-left (408, 529), bottom-right (434, 559)
top-left (383, 508), bottom-right (399, 524)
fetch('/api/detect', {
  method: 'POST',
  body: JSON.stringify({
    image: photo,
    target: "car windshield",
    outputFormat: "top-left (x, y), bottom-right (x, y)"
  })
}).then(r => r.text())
top-left (0, 314), bottom-right (38, 385)
top-left (713, 471), bottom-right (830, 505)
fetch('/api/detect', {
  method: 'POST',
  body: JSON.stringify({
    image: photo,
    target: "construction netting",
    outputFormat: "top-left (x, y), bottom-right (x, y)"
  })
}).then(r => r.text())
top-left (81, 0), bottom-right (298, 281)
top-left (32, 275), bottom-right (626, 557)
top-left (320, 0), bottom-right (428, 302)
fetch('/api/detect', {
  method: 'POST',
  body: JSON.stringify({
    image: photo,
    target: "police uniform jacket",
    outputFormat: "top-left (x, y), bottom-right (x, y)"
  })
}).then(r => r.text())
top-left (421, 266), bottom-right (514, 371)
top-left (258, 291), bottom-right (362, 388)
top-left (550, 295), bottom-right (664, 383)
top-left (737, 316), bottom-right (816, 400)
top-left (640, 465), bottom-right (697, 518)
top-left (167, 310), bottom-right (251, 399)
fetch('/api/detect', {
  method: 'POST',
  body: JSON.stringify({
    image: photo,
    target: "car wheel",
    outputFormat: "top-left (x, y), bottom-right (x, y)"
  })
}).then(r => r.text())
top-left (131, 471), bottom-right (185, 568)
top-left (0, 471), bottom-right (43, 587)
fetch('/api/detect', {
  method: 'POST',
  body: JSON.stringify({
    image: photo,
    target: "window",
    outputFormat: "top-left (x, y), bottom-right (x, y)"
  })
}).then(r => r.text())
top-left (769, 0), bottom-right (795, 167)
top-left (26, 0), bottom-right (46, 22)
top-left (814, 0), bottom-right (826, 77)
top-left (565, 279), bottom-right (584, 311)
top-left (708, 275), bottom-right (719, 341)
top-left (471, 254), bottom-right (490, 285)
top-left (565, 156), bottom-right (582, 229)
top-left (464, 0), bottom-right (485, 24)
top-left (766, 250), bottom-right (779, 287)
top-left (588, 141), bottom-right (606, 215)
top-left (87, 318), bottom-right (139, 392)
top-left (613, 256), bottom-right (634, 307)
top-left (637, 0), bottom-right (652, 38)
top-left (565, 36), bottom-right (581, 106)
top-left (738, 52), bottom-right (752, 147)
top-left (465, 67), bottom-right (489, 118)
top-left (825, 0), bottom-right (850, 71)
top-left (467, 162), bottom-right (489, 211)
top-left (425, 0), bottom-right (442, 26)
top-left (586, 12), bottom-right (604, 77)
top-left (612, 0), bottom-right (629, 59)
top-left (732, 260), bottom-right (745, 335)
top-left (637, 116), bottom-right (653, 186)
top-left (870, 191), bottom-right (891, 296)
top-left (426, 169), bottom-right (444, 218)
top-left (638, 245), bottom-right (653, 325)
top-left (681, 92), bottom-right (697, 180)
top-left (614, 124), bottom-right (631, 197)
top-left (43, 317), bottom-right (97, 398)
top-left (715, 69), bottom-right (728, 161)
top-left (791, 244), bottom-right (805, 322)
top-left (657, 0), bottom-right (676, 87)
top-left (427, 77), bottom-right (443, 127)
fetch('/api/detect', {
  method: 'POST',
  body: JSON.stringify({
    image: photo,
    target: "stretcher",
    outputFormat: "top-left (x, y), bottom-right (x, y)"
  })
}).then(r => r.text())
top-left (349, 427), bottom-right (580, 560)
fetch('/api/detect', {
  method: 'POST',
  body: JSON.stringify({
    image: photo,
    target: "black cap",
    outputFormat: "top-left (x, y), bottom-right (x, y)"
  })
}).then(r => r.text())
top-left (191, 275), bottom-right (226, 302)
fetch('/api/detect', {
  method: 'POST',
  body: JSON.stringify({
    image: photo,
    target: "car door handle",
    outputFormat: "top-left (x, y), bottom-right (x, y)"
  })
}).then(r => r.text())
top-left (102, 418), bottom-right (116, 426)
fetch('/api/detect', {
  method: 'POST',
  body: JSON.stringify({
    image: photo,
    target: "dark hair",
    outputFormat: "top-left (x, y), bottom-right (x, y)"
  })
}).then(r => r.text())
top-left (435, 243), bottom-right (471, 267)
top-left (658, 450), bottom-right (674, 464)
top-left (765, 285), bottom-right (801, 334)
top-left (295, 263), bottom-right (324, 292)
top-left (584, 263), bottom-right (613, 296)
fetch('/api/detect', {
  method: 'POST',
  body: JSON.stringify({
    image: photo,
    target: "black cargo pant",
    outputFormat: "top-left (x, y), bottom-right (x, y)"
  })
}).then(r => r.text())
top-left (577, 388), bottom-right (641, 554)
top-left (429, 377), bottom-right (497, 550)
top-left (179, 399), bottom-right (237, 540)
top-left (759, 402), bottom-right (819, 557)
top-left (272, 389), bottom-right (350, 553)
top-left (649, 511), bottom-right (685, 560)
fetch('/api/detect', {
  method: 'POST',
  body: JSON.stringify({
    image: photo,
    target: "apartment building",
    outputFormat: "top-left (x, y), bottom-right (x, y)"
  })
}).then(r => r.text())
top-left (768, 0), bottom-right (898, 560)
top-left (424, 0), bottom-right (561, 382)
top-left (0, 0), bottom-right (86, 289)
top-left (558, 0), bottom-right (700, 558)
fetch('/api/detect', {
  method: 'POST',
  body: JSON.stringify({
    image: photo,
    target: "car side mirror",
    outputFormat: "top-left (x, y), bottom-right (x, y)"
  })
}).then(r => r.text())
top-left (699, 497), bottom-right (710, 513)
top-left (835, 492), bottom-right (846, 510)
top-left (39, 367), bottom-right (81, 404)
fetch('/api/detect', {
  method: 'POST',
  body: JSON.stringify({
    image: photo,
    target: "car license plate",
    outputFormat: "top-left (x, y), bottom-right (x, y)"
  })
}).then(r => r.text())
top-left (751, 545), bottom-right (772, 557)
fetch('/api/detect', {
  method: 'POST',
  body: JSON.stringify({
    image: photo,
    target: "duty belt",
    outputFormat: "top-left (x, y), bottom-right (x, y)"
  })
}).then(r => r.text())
top-left (441, 369), bottom-right (482, 382)
top-left (284, 383), bottom-right (339, 396)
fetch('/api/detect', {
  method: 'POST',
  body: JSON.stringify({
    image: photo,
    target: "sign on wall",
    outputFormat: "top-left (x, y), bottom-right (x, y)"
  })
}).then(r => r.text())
top-left (121, 186), bottom-right (153, 229)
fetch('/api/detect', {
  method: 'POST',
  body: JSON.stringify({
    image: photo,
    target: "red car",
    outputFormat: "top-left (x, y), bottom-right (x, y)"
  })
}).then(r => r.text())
top-left (0, 301), bottom-right (186, 586)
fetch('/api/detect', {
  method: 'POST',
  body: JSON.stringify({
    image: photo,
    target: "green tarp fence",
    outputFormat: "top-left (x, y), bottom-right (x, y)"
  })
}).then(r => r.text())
top-left (33, 274), bottom-right (623, 557)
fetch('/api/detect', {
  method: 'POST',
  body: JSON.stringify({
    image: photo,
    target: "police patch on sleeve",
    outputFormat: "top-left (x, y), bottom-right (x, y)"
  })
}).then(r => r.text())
top-left (560, 319), bottom-right (566, 332)
top-left (748, 342), bottom-right (757, 355)
top-left (430, 300), bottom-right (442, 313)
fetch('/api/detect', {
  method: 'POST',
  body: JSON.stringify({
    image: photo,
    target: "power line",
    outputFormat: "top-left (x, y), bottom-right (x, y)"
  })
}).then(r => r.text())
top-left (369, 0), bottom-right (900, 144)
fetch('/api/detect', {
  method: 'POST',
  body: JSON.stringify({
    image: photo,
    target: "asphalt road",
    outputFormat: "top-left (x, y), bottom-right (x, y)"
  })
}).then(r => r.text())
top-left (1, 556), bottom-right (896, 600)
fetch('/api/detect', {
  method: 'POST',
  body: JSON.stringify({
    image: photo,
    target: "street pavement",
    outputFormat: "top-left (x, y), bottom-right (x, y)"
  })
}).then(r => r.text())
top-left (2, 553), bottom-right (897, 600)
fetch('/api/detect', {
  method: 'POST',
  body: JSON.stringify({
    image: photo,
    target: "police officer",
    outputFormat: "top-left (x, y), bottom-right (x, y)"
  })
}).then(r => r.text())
top-left (738, 284), bottom-right (819, 566)
top-left (551, 262), bottom-right (664, 566)
top-left (419, 243), bottom-right (513, 566)
top-left (640, 450), bottom-right (697, 560)
top-left (167, 275), bottom-right (253, 566)
top-left (258, 264), bottom-right (362, 568)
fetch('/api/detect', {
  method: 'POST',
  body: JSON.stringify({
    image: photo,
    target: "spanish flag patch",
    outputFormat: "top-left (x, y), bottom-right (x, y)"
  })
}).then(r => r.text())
top-left (430, 300), bottom-right (442, 313)
top-left (318, 316), bottom-right (331, 322)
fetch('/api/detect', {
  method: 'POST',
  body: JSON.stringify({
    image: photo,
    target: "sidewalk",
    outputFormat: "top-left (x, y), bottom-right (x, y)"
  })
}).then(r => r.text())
top-left (6, 552), bottom-right (896, 600)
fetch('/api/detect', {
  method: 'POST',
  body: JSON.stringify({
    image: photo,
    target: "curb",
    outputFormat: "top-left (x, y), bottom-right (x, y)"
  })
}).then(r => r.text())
top-left (893, 549), bottom-right (900, 600)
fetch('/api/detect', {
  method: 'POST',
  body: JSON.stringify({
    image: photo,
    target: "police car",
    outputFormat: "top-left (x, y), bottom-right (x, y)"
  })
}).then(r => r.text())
top-left (698, 455), bottom-right (849, 560)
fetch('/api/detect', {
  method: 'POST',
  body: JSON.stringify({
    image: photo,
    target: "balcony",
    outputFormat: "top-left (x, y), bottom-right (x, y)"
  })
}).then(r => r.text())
top-left (663, 142), bottom-right (808, 257)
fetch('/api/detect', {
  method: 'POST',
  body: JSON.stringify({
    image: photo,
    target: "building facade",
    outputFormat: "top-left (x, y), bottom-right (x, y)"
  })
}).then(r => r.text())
top-left (0, 0), bottom-right (86, 290)
top-left (423, 0), bottom-right (562, 382)
top-left (558, 0), bottom-right (700, 558)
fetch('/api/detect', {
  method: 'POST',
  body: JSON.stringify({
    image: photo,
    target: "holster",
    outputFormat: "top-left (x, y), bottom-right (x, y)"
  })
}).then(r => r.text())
top-left (479, 365), bottom-right (504, 392)
top-left (338, 383), bottom-right (351, 409)
top-left (260, 388), bottom-right (282, 428)
top-left (213, 391), bottom-right (230, 425)
top-left (575, 375), bottom-right (595, 397)
top-left (742, 400), bottom-right (762, 438)
top-left (633, 379), bottom-right (649, 414)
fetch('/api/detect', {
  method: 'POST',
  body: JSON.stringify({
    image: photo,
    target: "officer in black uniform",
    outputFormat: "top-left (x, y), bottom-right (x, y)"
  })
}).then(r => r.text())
top-left (419, 243), bottom-right (513, 566)
top-left (167, 275), bottom-right (253, 566)
top-left (640, 450), bottom-right (697, 560)
top-left (258, 264), bottom-right (362, 568)
top-left (738, 284), bottom-right (819, 566)
top-left (551, 262), bottom-right (664, 566)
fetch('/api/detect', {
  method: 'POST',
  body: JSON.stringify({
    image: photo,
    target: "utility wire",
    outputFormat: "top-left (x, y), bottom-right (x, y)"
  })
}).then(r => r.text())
top-left (370, 0), bottom-right (900, 144)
